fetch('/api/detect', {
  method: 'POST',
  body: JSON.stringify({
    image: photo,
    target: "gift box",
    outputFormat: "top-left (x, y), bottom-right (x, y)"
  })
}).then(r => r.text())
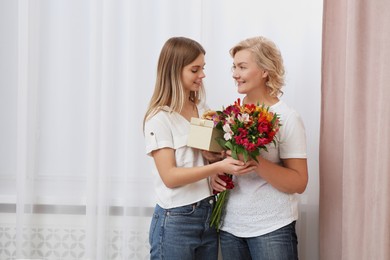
top-left (187, 117), bottom-right (223, 153)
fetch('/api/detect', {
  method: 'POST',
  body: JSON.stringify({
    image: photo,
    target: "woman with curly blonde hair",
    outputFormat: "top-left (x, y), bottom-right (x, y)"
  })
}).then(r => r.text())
top-left (212, 36), bottom-right (308, 260)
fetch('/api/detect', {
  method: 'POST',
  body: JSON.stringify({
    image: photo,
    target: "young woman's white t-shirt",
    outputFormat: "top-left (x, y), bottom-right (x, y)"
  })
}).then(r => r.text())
top-left (144, 104), bottom-right (212, 209)
top-left (220, 100), bottom-right (307, 237)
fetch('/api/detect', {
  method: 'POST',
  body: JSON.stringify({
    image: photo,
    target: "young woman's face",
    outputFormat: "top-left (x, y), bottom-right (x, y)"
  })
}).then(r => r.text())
top-left (232, 49), bottom-right (267, 95)
top-left (181, 54), bottom-right (205, 94)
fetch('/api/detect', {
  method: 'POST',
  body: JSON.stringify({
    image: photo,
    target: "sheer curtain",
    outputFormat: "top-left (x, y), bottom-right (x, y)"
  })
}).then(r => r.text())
top-left (320, 0), bottom-right (390, 259)
top-left (0, 0), bottom-right (322, 259)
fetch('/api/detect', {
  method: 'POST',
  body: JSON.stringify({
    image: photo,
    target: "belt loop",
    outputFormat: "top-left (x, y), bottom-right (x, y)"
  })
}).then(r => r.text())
top-left (193, 201), bottom-right (200, 208)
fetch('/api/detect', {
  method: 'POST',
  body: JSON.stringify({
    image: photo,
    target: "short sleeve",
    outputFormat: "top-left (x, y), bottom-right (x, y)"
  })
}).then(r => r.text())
top-left (278, 111), bottom-right (307, 159)
top-left (144, 115), bottom-right (174, 156)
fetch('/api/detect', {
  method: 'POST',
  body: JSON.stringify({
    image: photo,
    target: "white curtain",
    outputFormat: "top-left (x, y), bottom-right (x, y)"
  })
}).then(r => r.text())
top-left (0, 0), bottom-right (322, 259)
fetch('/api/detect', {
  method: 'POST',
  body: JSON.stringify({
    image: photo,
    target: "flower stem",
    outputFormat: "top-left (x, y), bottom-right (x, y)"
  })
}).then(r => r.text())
top-left (210, 189), bottom-right (229, 231)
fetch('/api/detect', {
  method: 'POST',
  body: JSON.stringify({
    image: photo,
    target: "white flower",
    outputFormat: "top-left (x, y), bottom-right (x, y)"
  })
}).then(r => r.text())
top-left (223, 123), bottom-right (233, 140)
top-left (238, 113), bottom-right (250, 123)
top-left (226, 115), bottom-right (235, 124)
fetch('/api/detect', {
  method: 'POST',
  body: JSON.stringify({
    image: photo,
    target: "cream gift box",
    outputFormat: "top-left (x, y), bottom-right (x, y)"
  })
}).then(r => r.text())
top-left (187, 117), bottom-right (224, 153)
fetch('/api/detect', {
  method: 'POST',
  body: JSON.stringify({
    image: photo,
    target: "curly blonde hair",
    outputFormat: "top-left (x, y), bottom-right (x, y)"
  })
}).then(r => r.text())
top-left (230, 36), bottom-right (285, 97)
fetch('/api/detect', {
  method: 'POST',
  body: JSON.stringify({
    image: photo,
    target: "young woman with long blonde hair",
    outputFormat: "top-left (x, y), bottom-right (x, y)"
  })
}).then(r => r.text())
top-left (143, 36), bottom-right (255, 260)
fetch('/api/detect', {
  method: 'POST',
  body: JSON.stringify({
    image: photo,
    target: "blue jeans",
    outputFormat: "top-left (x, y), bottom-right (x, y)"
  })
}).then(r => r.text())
top-left (149, 196), bottom-right (218, 260)
top-left (220, 221), bottom-right (298, 260)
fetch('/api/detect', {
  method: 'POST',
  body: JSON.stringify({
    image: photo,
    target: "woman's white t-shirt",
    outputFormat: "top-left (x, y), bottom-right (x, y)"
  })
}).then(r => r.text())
top-left (220, 100), bottom-right (307, 237)
top-left (144, 105), bottom-right (212, 209)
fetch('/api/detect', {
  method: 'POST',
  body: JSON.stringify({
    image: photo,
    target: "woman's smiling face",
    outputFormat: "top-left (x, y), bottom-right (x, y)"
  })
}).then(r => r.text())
top-left (181, 54), bottom-right (206, 94)
top-left (232, 49), bottom-right (267, 95)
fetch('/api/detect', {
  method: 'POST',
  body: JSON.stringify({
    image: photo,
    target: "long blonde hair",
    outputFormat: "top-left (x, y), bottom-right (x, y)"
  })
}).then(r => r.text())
top-left (143, 37), bottom-right (206, 128)
top-left (230, 36), bottom-right (285, 97)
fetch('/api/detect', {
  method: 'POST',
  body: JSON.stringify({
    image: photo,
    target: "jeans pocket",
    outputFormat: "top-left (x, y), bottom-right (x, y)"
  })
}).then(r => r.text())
top-left (167, 204), bottom-right (196, 216)
top-left (164, 204), bottom-right (199, 228)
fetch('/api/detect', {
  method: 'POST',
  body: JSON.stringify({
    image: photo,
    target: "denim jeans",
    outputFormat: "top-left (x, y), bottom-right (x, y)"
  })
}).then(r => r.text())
top-left (220, 221), bottom-right (298, 260)
top-left (149, 196), bottom-right (218, 260)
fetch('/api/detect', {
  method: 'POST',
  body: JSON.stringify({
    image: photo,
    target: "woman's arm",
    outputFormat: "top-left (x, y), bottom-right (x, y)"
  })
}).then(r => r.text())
top-left (254, 157), bottom-right (308, 194)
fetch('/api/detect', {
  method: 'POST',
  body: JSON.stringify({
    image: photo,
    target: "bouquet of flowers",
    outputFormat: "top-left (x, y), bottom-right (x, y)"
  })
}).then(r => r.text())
top-left (208, 98), bottom-right (281, 230)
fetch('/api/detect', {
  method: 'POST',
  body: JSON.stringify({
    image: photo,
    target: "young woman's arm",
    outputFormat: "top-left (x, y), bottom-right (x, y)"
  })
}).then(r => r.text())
top-left (152, 148), bottom-right (256, 189)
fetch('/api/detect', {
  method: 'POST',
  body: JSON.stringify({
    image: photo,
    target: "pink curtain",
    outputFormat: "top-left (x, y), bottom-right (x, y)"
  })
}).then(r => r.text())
top-left (320, 0), bottom-right (390, 259)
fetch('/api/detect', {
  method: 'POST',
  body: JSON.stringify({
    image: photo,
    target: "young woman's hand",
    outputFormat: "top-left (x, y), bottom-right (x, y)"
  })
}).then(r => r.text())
top-left (218, 156), bottom-right (257, 176)
top-left (210, 173), bottom-right (227, 193)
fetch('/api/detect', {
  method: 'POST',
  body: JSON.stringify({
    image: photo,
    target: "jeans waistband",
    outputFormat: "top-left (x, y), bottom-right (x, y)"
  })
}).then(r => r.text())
top-left (192, 196), bottom-right (216, 208)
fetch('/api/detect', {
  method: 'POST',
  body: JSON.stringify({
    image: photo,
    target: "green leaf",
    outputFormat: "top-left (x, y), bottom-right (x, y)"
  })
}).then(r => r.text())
top-left (216, 138), bottom-right (227, 149)
top-left (231, 147), bottom-right (238, 160)
top-left (250, 153), bottom-right (259, 163)
top-left (225, 141), bottom-right (234, 151)
top-left (236, 146), bottom-right (245, 155)
top-left (271, 114), bottom-right (278, 125)
top-left (243, 151), bottom-right (248, 162)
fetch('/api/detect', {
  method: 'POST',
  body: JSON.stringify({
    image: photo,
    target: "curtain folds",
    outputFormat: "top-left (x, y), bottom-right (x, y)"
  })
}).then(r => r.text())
top-left (320, 0), bottom-right (390, 259)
